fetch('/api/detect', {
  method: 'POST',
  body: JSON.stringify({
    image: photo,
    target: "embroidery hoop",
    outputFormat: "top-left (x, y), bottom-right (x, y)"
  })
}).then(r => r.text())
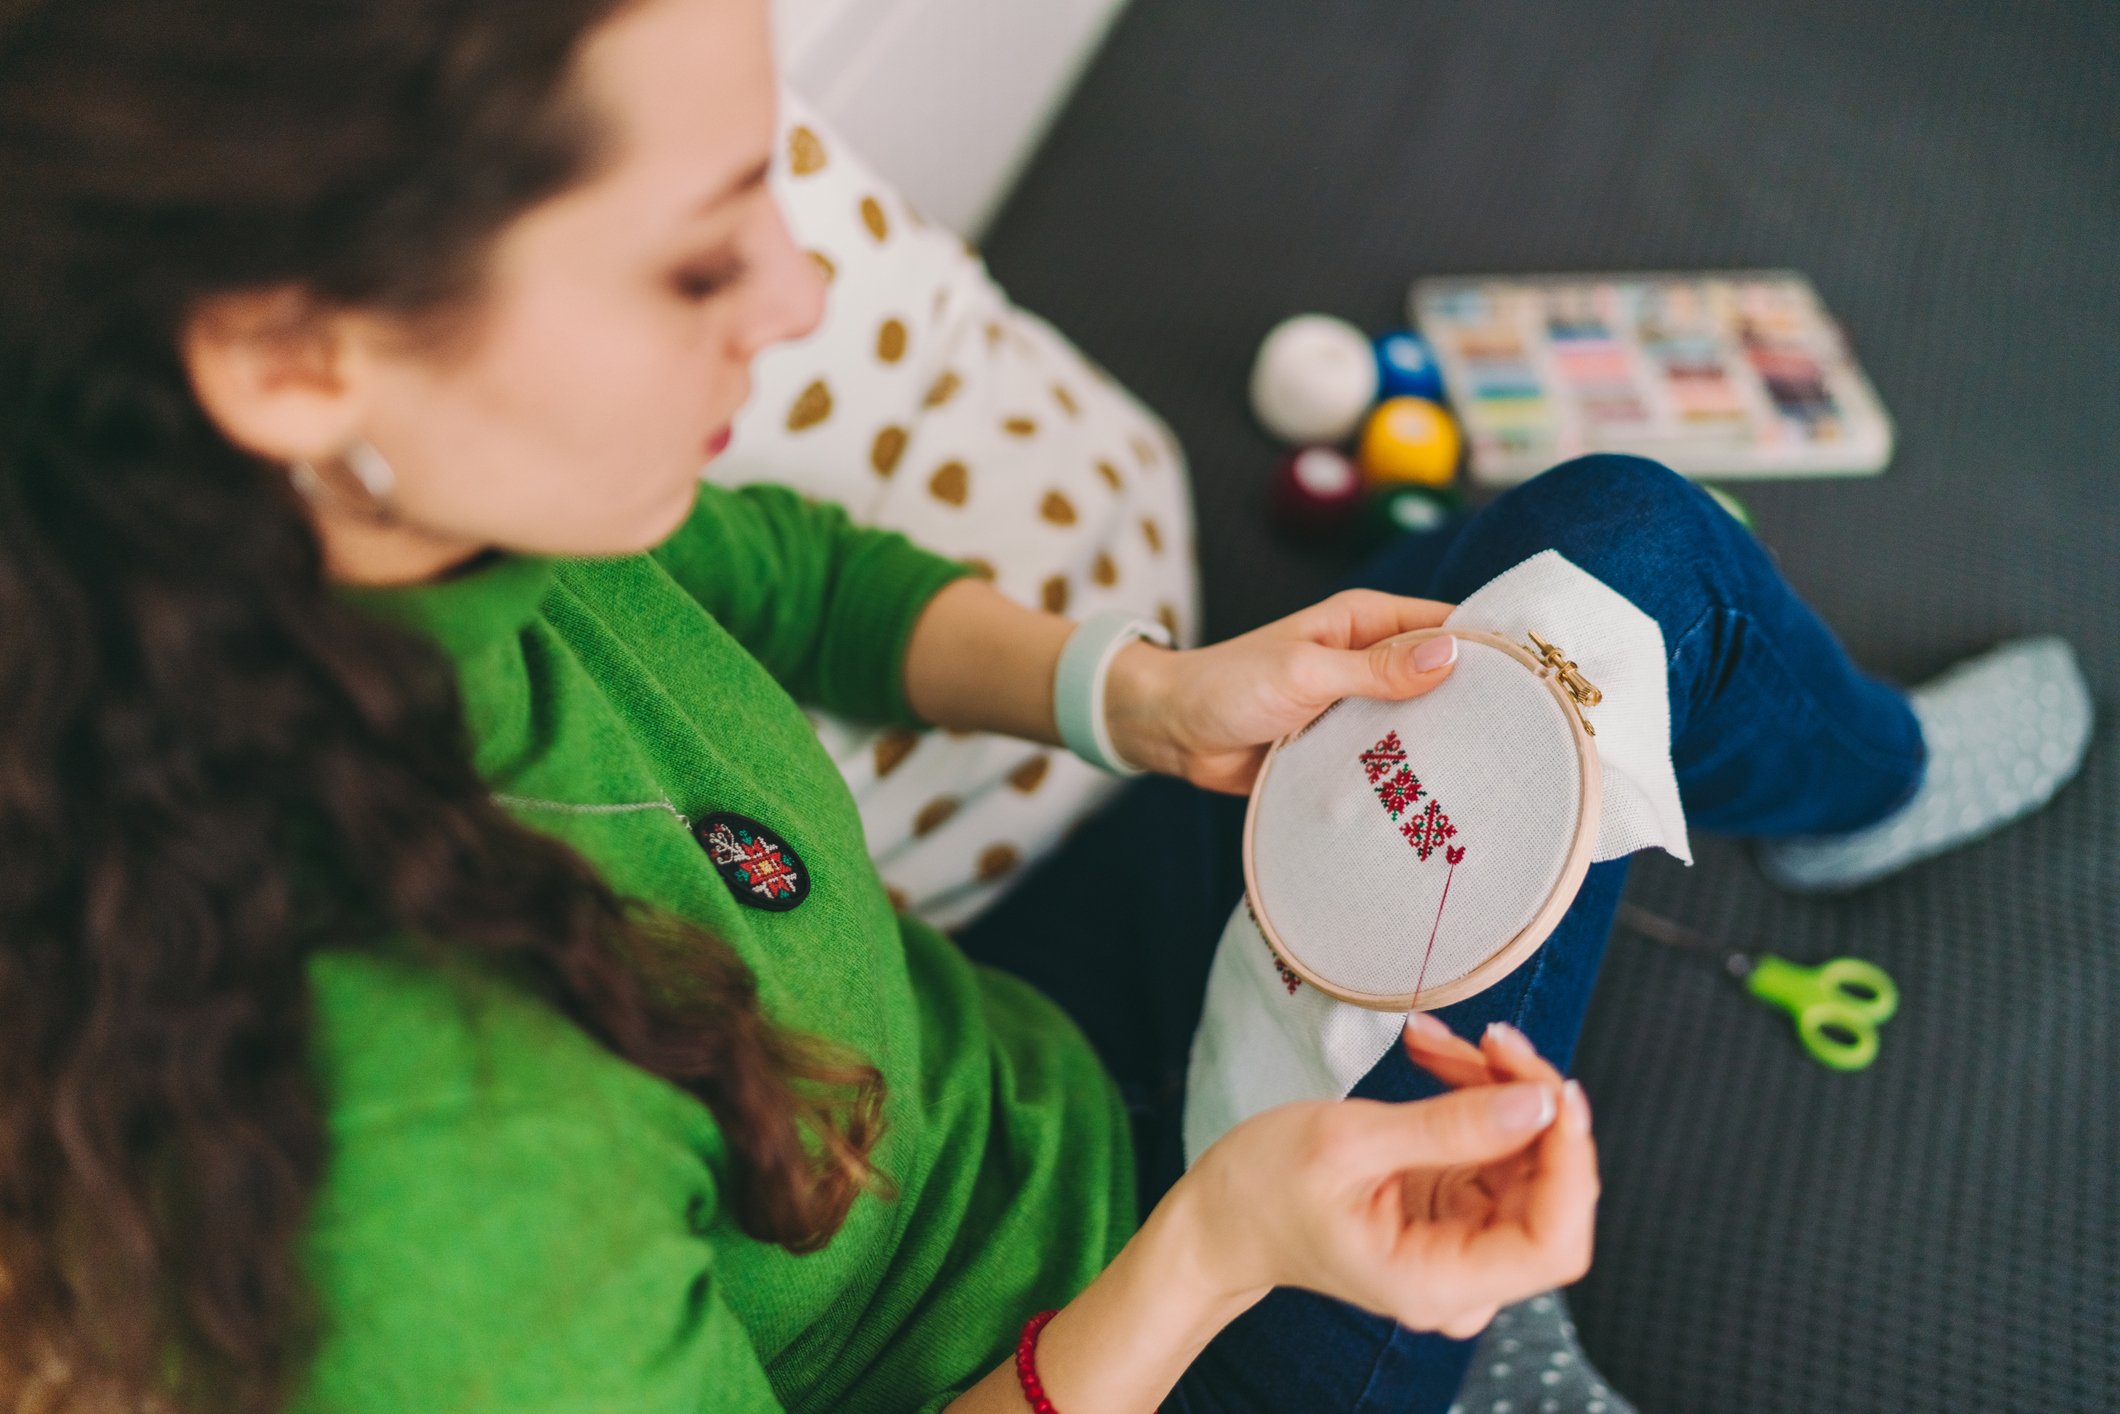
top-left (1239, 627), bottom-right (1602, 1012)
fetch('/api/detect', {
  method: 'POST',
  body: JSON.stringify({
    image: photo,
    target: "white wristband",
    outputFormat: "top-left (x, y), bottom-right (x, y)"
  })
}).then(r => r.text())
top-left (1053, 611), bottom-right (1174, 775)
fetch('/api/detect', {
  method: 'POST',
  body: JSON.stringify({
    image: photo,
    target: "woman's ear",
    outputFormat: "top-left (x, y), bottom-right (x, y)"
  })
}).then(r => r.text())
top-left (179, 286), bottom-right (373, 463)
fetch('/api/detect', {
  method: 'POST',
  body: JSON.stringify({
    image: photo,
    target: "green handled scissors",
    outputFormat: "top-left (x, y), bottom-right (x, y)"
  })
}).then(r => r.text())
top-left (1616, 904), bottom-right (1899, 1071)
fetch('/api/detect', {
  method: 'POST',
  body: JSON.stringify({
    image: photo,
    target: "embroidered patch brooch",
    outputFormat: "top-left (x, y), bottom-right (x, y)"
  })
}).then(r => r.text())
top-left (693, 812), bottom-right (809, 912)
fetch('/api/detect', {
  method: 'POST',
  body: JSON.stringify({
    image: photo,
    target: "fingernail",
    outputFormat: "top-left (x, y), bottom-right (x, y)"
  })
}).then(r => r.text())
top-left (1563, 1079), bottom-right (1592, 1133)
top-left (1412, 634), bottom-right (1458, 673)
top-left (1404, 1011), bottom-right (1453, 1042)
top-left (1484, 1020), bottom-right (1534, 1055)
top-left (1492, 1082), bottom-right (1558, 1133)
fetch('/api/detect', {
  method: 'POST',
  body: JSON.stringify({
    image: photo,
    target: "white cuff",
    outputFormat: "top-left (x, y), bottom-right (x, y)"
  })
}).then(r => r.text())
top-left (1053, 611), bottom-right (1173, 775)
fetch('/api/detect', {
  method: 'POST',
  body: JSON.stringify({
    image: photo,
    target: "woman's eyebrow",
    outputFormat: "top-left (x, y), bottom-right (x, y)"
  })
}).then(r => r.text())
top-left (690, 154), bottom-right (773, 217)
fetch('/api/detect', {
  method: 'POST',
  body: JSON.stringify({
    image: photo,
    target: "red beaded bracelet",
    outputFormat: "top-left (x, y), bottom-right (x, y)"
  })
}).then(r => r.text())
top-left (1014, 1309), bottom-right (1160, 1414)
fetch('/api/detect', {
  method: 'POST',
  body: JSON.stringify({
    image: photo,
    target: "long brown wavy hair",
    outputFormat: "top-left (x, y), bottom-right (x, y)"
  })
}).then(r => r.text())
top-left (0, 1), bottom-right (889, 1408)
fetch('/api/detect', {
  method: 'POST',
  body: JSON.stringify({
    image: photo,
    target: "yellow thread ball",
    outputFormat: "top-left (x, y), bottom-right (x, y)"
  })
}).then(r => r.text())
top-left (1357, 397), bottom-right (1461, 488)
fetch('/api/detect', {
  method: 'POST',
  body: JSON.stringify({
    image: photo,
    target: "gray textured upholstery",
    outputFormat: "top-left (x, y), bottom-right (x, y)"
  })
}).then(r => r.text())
top-left (981, 3), bottom-right (2120, 1409)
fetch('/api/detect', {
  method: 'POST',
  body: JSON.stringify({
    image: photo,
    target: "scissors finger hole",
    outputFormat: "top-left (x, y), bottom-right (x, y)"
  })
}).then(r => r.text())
top-left (1818, 1020), bottom-right (1863, 1048)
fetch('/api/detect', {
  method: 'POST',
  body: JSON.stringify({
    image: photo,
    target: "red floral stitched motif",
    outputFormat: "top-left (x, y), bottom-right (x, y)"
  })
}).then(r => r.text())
top-left (1400, 800), bottom-right (1459, 862)
top-left (1270, 944), bottom-right (1303, 996)
top-left (699, 814), bottom-right (805, 911)
top-left (1249, 900), bottom-right (1302, 994)
top-left (1357, 733), bottom-right (1468, 868)
top-left (1376, 765), bottom-right (1424, 820)
top-left (1359, 730), bottom-right (1407, 784)
top-left (1355, 732), bottom-right (1469, 1003)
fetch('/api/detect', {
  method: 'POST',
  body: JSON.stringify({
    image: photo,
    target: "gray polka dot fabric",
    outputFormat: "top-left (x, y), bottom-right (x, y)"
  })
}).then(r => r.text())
top-left (1454, 1291), bottom-right (1637, 1414)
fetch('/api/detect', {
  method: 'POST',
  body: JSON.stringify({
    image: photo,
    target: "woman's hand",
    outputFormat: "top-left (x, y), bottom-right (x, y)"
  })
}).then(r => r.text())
top-left (1173, 1017), bottom-right (1599, 1338)
top-left (943, 1020), bottom-right (1595, 1412)
top-left (1105, 589), bottom-right (1460, 794)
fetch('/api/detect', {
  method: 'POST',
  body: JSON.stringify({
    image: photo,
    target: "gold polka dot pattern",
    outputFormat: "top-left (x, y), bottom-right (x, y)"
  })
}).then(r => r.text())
top-left (787, 380), bottom-right (832, 432)
top-left (705, 85), bottom-right (1200, 931)
top-left (876, 318), bottom-right (908, 364)
top-left (874, 729), bottom-right (918, 777)
top-left (913, 796), bottom-right (960, 837)
top-left (789, 124), bottom-right (827, 175)
top-left (923, 370), bottom-right (962, 408)
top-left (928, 460), bottom-right (970, 506)
top-left (870, 425), bottom-right (908, 478)
top-left (859, 195), bottom-right (889, 242)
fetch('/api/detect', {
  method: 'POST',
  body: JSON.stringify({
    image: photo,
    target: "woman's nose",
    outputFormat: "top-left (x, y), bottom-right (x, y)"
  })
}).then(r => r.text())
top-left (738, 201), bottom-right (829, 359)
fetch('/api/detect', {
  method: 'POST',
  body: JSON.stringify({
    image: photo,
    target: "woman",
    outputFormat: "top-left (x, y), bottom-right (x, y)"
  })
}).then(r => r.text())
top-left (0, 0), bottom-right (2086, 1410)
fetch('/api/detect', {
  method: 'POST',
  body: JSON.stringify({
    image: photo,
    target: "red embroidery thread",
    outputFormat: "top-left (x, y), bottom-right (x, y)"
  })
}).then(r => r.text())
top-left (1411, 850), bottom-right (1462, 1002)
top-left (703, 822), bottom-right (802, 902)
top-left (1400, 799), bottom-right (1458, 861)
top-left (1359, 730), bottom-right (1407, 784)
top-left (1376, 766), bottom-right (1424, 819)
top-left (1358, 732), bottom-right (1469, 1004)
top-left (1250, 898), bottom-right (1302, 994)
top-left (1272, 952), bottom-right (1303, 996)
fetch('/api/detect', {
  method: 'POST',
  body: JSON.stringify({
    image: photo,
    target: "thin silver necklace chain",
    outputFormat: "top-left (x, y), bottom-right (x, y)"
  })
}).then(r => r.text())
top-left (491, 792), bottom-right (694, 830)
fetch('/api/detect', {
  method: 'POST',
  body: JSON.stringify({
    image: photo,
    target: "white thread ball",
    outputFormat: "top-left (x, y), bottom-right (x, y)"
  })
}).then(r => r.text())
top-left (1249, 313), bottom-right (1380, 445)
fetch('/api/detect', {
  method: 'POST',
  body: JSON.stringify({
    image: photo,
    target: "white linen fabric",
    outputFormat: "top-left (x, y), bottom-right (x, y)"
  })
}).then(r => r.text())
top-left (708, 85), bottom-right (1201, 930)
top-left (1184, 550), bottom-right (1691, 1164)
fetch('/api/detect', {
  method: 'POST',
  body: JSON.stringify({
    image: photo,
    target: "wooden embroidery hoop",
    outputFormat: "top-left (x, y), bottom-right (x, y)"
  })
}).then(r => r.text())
top-left (1239, 627), bottom-right (1604, 1013)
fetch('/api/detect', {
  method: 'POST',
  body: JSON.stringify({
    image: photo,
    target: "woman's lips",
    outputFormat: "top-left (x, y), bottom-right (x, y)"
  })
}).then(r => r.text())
top-left (705, 425), bottom-right (733, 458)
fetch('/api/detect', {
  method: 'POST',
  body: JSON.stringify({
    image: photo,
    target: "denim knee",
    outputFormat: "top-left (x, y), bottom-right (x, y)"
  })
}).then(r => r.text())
top-left (1493, 453), bottom-right (1718, 545)
top-left (1431, 453), bottom-right (1733, 626)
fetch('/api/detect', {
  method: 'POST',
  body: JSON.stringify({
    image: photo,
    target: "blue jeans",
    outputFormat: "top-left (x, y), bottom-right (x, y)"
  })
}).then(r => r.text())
top-left (952, 456), bottom-right (1926, 1412)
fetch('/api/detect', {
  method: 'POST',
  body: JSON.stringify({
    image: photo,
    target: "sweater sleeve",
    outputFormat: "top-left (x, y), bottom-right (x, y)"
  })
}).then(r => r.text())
top-left (649, 481), bottom-right (976, 726)
top-left (297, 1108), bottom-right (785, 1414)
top-left (297, 952), bottom-right (788, 1414)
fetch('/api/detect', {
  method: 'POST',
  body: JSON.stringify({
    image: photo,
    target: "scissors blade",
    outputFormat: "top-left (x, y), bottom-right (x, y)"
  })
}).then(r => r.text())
top-left (1617, 904), bottom-right (1756, 979)
top-left (1616, 902), bottom-right (1712, 949)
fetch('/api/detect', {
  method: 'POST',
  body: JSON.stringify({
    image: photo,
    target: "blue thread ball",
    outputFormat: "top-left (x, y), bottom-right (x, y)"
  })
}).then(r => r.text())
top-left (1374, 330), bottom-right (1446, 402)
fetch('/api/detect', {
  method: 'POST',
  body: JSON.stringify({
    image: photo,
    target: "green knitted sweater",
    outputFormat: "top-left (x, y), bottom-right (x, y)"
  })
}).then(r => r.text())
top-left (296, 482), bottom-right (1137, 1412)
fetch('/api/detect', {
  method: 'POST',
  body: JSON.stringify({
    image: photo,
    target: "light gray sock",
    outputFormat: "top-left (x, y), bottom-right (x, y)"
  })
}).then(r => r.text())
top-left (1449, 1289), bottom-right (1635, 1414)
top-left (1757, 635), bottom-right (2092, 893)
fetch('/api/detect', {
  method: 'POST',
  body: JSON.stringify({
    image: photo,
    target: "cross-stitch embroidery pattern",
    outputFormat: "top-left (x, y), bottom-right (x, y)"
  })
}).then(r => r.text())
top-left (1358, 731), bottom-right (1468, 1002)
top-left (1246, 897), bottom-right (1304, 994)
top-left (1400, 799), bottom-right (1457, 860)
top-left (1377, 767), bottom-right (1424, 820)
top-left (1359, 730), bottom-right (1407, 784)
top-left (695, 812), bottom-right (810, 912)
